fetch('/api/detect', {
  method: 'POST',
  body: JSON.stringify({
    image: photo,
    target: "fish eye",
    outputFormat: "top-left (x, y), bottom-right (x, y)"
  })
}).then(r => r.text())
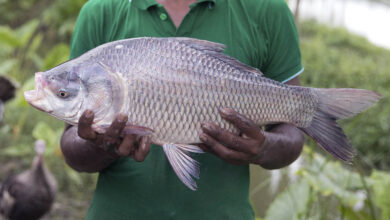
top-left (49, 76), bottom-right (55, 81)
top-left (57, 90), bottom-right (68, 98)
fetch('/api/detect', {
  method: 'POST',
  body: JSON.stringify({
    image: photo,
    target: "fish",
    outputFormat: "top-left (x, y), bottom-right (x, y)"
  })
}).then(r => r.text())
top-left (24, 37), bottom-right (381, 190)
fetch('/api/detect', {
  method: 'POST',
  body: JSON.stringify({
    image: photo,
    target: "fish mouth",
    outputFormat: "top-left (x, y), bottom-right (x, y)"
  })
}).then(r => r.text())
top-left (24, 90), bottom-right (40, 104)
top-left (24, 72), bottom-right (53, 113)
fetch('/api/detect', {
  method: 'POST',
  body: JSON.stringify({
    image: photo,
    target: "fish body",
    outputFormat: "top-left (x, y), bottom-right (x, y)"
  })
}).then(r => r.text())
top-left (24, 37), bottom-right (380, 190)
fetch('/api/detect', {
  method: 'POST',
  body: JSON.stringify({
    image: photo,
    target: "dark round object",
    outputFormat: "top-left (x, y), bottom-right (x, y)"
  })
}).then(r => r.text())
top-left (0, 76), bottom-right (16, 102)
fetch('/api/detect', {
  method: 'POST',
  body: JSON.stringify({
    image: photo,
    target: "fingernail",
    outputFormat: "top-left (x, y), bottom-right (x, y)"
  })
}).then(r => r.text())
top-left (117, 114), bottom-right (128, 123)
top-left (220, 108), bottom-right (234, 117)
top-left (201, 122), bottom-right (209, 130)
top-left (85, 110), bottom-right (94, 118)
top-left (201, 122), bottom-right (215, 131)
top-left (199, 133), bottom-right (208, 142)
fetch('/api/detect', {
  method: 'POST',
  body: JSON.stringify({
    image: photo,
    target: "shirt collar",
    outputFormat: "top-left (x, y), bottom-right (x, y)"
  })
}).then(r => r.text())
top-left (132, 0), bottom-right (216, 10)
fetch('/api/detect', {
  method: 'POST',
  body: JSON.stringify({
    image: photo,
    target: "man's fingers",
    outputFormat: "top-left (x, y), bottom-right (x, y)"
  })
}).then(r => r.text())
top-left (104, 114), bottom-right (128, 143)
top-left (196, 143), bottom-right (212, 153)
top-left (199, 133), bottom-right (248, 162)
top-left (201, 122), bottom-right (257, 154)
top-left (117, 134), bottom-right (137, 156)
top-left (219, 108), bottom-right (264, 140)
top-left (134, 136), bottom-right (151, 162)
top-left (78, 110), bottom-right (97, 140)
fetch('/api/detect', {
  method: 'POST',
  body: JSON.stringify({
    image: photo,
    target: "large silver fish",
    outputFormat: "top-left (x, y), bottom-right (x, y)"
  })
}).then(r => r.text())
top-left (24, 37), bottom-right (381, 190)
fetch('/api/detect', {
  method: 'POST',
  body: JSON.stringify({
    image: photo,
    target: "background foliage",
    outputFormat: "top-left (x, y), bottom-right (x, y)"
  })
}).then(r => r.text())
top-left (299, 20), bottom-right (390, 170)
top-left (0, 0), bottom-right (92, 219)
top-left (0, 0), bottom-right (388, 219)
top-left (251, 20), bottom-right (390, 220)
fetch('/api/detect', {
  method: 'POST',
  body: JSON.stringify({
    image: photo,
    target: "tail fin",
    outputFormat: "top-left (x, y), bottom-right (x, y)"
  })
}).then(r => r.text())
top-left (300, 88), bottom-right (381, 161)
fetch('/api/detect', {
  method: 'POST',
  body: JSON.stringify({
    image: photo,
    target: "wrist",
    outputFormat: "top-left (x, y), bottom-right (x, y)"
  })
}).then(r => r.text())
top-left (255, 131), bottom-right (277, 167)
top-left (255, 125), bottom-right (303, 169)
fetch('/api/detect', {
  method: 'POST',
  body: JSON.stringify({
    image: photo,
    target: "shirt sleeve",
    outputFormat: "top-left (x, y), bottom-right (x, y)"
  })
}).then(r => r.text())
top-left (69, 1), bottom-right (104, 59)
top-left (261, 0), bottom-right (303, 82)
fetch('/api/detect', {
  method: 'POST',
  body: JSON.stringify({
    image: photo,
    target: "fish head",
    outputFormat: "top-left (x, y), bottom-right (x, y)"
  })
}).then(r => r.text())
top-left (24, 65), bottom-right (84, 124)
top-left (24, 61), bottom-right (122, 126)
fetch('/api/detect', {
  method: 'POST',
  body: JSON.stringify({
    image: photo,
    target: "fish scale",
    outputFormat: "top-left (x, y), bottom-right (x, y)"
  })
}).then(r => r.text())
top-left (96, 38), bottom-right (315, 144)
top-left (25, 37), bottom-right (381, 190)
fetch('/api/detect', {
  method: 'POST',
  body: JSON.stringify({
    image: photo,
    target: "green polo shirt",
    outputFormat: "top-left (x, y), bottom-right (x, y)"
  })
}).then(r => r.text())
top-left (69, 0), bottom-right (303, 219)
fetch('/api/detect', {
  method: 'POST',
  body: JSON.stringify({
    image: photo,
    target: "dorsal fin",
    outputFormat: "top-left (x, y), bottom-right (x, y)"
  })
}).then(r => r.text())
top-left (207, 51), bottom-right (263, 76)
top-left (174, 37), bottom-right (226, 52)
top-left (173, 38), bottom-right (263, 76)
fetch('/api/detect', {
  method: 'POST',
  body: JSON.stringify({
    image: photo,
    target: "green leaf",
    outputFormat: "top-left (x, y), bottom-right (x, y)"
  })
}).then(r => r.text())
top-left (370, 171), bottom-right (390, 219)
top-left (13, 77), bottom-right (35, 108)
top-left (32, 121), bottom-right (56, 144)
top-left (42, 43), bottom-right (70, 70)
top-left (16, 19), bottom-right (39, 47)
top-left (0, 26), bottom-right (20, 47)
top-left (0, 58), bottom-right (18, 74)
top-left (0, 43), bottom-right (14, 57)
top-left (300, 152), bottom-right (366, 207)
top-left (1, 144), bottom-right (33, 157)
top-left (340, 206), bottom-right (373, 220)
top-left (27, 33), bottom-right (43, 55)
top-left (264, 180), bottom-right (310, 220)
top-left (32, 120), bottom-right (63, 157)
top-left (65, 165), bottom-right (83, 186)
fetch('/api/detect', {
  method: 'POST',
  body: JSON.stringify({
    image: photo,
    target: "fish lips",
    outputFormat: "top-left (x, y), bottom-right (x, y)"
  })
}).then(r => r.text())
top-left (24, 72), bottom-right (53, 113)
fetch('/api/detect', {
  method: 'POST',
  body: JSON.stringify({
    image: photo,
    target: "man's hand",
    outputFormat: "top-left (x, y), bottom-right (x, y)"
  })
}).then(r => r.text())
top-left (199, 108), bottom-right (265, 165)
top-left (78, 110), bottom-right (151, 161)
top-left (60, 110), bottom-right (152, 173)
top-left (199, 108), bottom-right (303, 169)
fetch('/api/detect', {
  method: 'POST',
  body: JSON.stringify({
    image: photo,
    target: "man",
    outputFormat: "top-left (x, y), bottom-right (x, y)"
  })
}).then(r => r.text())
top-left (61, 0), bottom-right (304, 219)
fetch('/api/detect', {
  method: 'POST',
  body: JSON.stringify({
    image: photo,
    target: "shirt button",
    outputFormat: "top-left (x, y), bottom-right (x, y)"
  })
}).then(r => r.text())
top-left (160, 13), bottom-right (167, 20)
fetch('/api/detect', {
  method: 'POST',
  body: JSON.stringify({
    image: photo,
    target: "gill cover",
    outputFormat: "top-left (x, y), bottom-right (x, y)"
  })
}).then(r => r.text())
top-left (76, 61), bottom-right (126, 129)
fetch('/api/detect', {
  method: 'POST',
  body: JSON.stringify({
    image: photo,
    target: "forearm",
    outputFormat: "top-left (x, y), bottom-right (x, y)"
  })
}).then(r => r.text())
top-left (257, 123), bottom-right (304, 169)
top-left (60, 125), bottom-right (119, 173)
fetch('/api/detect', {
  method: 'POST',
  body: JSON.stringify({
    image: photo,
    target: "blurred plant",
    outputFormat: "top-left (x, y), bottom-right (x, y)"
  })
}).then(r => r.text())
top-left (42, 0), bottom-right (88, 40)
top-left (299, 20), bottom-right (390, 170)
top-left (263, 147), bottom-right (389, 220)
top-left (370, 171), bottom-right (390, 219)
top-left (0, 19), bottom-right (42, 81)
top-left (0, 1), bottom-right (92, 217)
top-left (0, 0), bottom-right (86, 82)
top-left (256, 19), bottom-right (390, 220)
top-left (0, 0), bottom-right (42, 26)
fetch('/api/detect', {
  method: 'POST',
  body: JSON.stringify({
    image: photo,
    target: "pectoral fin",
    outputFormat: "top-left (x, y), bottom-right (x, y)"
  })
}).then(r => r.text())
top-left (123, 125), bottom-right (154, 136)
top-left (162, 144), bottom-right (204, 190)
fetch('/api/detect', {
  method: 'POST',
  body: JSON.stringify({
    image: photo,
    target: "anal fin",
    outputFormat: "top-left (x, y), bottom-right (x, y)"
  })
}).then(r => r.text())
top-left (162, 144), bottom-right (203, 190)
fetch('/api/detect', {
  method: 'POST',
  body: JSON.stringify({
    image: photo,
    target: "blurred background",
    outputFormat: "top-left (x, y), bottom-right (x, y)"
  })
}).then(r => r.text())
top-left (0, 0), bottom-right (388, 219)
